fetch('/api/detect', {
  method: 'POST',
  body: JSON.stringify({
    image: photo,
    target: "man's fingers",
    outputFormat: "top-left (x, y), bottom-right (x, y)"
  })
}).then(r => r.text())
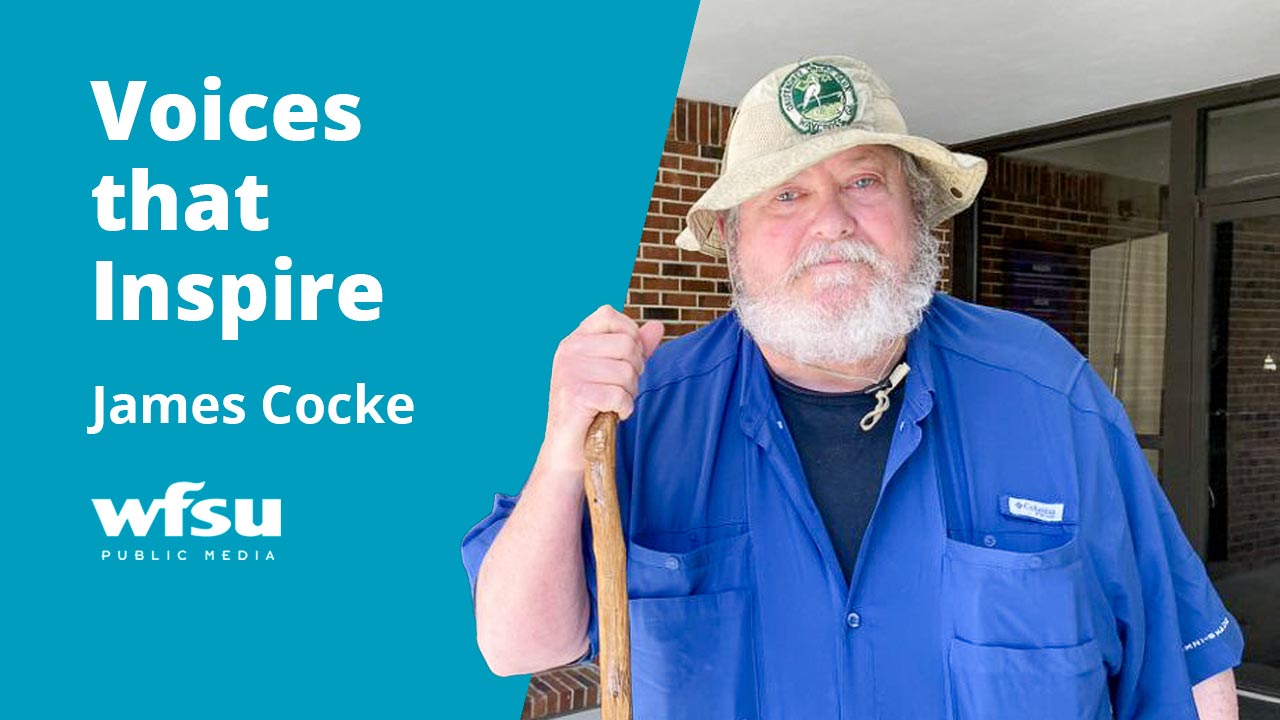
top-left (577, 358), bottom-right (640, 397)
top-left (547, 308), bottom-right (657, 437)
top-left (575, 304), bottom-right (638, 338)
top-left (578, 383), bottom-right (635, 420)
top-left (563, 333), bottom-right (646, 375)
top-left (638, 321), bottom-right (665, 360)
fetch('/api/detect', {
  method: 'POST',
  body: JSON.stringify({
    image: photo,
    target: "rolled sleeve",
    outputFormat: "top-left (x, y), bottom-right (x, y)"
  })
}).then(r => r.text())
top-left (461, 492), bottom-right (520, 599)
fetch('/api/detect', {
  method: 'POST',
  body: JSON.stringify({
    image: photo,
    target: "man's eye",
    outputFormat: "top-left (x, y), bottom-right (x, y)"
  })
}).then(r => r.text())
top-left (850, 176), bottom-right (879, 190)
top-left (775, 189), bottom-right (800, 202)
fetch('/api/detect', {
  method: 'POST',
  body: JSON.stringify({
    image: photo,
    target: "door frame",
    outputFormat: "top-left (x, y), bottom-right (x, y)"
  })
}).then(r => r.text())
top-left (1192, 196), bottom-right (1280, 560)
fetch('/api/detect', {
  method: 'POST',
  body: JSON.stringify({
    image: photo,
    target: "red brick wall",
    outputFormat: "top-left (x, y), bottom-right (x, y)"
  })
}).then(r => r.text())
top-left (623, 98), bottom-right (735, 339)
top-left (520, 665), bottom-right (599, 719)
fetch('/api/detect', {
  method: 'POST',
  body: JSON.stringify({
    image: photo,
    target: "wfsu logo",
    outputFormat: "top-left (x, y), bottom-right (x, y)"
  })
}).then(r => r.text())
top-left (92, 481), bottom-right (281, 537)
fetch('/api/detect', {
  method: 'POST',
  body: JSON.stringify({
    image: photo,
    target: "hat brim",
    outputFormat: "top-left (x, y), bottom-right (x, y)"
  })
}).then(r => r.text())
top-left (675, 129), bottom-right (987, 257)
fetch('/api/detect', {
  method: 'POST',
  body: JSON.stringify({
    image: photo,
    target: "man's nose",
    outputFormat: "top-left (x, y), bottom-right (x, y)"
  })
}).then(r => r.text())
top-left (808, 190), bottom-right (857, 240)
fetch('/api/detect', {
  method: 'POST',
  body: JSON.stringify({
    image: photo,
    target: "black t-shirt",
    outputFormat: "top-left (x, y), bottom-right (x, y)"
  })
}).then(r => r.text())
top-left (767, 364), bottom-right (904, 585)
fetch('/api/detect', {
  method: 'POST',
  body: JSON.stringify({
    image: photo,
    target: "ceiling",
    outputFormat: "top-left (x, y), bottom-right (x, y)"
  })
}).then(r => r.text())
top-left (677, 0), bottom-right (1280, 145)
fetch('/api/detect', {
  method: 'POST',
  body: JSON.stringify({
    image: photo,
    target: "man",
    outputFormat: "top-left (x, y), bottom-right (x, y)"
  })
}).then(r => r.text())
top-left (462, 56), bottom-right (1244, 719)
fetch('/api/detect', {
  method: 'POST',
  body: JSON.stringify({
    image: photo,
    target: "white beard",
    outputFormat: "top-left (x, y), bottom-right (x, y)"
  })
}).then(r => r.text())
top-left (729, 228), bottom-right (940, 365)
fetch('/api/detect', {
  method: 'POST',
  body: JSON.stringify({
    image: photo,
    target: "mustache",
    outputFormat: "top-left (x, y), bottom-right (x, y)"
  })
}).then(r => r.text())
top-left (781, 239), bottom-right (892, 284)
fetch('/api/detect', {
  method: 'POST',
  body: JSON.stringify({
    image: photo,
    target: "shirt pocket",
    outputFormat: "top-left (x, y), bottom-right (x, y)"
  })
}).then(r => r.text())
top-left (943, 533), bottom-right (1096, 646)
top-left (942, 535), bottom-right (1112, 720)
top-left (627, 525), bottom-right (751, 598)
top-left (625, 528), bottom-right (759, 719)
top-left (631, 589), bottom-right (759, 720)
top-left (948, 638), bottom-right (1111, 720)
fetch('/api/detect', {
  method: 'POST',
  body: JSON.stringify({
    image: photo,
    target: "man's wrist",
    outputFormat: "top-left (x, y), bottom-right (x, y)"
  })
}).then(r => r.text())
top-left (530, 444), bottom-right (588, 500)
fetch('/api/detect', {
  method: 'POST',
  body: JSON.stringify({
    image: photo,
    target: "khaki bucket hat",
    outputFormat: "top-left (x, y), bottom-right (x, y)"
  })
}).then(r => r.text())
top-left (675, 55), bottom-right (988, 257)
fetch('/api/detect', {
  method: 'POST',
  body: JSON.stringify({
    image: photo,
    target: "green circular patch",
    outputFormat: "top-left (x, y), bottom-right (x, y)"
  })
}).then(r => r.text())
top-left (778, 62), bottom-right (859, 135)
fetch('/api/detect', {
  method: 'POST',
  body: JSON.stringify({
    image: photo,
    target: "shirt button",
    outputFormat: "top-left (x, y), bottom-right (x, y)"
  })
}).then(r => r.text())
top-left (663, 556), bottom-right (681, 570)
top-left (846, 611), bottom-right (862, 629)
top-left (982, 534), bottom-right (997, 548)
top-left (1029, 556), bottom-right (1044, 569)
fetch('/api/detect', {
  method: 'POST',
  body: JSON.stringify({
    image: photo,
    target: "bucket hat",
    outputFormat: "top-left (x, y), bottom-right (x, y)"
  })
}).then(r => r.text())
top-left (675, 56), bottom-right (987, 257)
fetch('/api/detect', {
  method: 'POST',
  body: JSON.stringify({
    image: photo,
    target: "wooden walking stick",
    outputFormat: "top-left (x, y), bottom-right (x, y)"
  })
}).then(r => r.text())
top-left (583, 411), bottom-right (631, 720)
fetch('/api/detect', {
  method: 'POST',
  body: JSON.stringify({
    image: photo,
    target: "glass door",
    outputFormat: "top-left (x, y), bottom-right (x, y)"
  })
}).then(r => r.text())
top-left (1199, 198), bottom-right (1280, 697)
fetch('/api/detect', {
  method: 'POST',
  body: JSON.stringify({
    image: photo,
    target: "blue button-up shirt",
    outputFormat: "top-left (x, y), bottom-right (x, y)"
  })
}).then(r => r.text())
top-left (462, 293), bottom-right (1243, 719)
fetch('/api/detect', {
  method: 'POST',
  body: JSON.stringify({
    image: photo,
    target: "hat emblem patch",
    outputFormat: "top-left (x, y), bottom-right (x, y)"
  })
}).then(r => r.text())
top-left (778, 62), bottom-right (858, 135)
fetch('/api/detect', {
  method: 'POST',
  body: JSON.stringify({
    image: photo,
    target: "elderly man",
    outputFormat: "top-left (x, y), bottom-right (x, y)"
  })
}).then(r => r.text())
top-left (462, 56), bottom-right (1243, 719)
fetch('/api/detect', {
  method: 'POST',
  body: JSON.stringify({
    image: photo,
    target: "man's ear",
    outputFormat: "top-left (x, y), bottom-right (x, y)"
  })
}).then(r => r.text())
top-left (715, 212), bottom-right (730, 249)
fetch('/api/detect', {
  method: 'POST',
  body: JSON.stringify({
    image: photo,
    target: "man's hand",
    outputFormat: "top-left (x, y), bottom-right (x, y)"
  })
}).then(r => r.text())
top-left (541, 305), bottom-right (664, 479)
top-left (473, 306), bottom-right (662, 676)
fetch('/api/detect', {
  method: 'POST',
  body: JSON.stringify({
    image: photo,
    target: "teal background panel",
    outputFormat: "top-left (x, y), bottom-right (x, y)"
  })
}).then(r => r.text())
top-left (0, 2), bottom-right (698, 717)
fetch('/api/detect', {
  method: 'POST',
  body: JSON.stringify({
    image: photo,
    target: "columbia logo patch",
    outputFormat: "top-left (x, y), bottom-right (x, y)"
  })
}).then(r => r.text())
top-left (1003, 496), bottom-right (1065, 523)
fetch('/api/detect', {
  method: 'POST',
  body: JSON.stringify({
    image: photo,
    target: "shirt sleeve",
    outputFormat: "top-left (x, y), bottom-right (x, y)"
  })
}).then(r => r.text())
top-left (1148, 478), bottom-right (1245, 686)
top-left (1091, 390), bottom-right (1244, 717)
top-left (460, 492), bottom-right (520, 600)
